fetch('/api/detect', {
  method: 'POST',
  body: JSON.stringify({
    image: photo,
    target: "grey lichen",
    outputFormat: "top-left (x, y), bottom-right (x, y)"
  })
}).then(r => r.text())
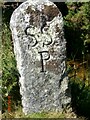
top-left (10, 0), bottom-right (71, 115)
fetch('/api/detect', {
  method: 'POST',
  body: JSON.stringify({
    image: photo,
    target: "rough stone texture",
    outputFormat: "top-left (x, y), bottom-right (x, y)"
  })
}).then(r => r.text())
top-left (10, 0), bottom-right (71, 114)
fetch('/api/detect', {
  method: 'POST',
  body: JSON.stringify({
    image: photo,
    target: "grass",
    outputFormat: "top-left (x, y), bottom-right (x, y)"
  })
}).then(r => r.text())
top-left (2, 106), bottom-right (76, 118)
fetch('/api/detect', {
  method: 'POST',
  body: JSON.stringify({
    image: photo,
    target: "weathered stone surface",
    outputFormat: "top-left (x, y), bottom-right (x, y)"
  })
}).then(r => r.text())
top-left (10, 0), bottom-right (71, 114)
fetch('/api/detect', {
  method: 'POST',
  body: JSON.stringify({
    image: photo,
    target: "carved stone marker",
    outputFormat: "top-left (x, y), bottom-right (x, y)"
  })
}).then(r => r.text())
top-left (10, 0), bottom-right (71, 114)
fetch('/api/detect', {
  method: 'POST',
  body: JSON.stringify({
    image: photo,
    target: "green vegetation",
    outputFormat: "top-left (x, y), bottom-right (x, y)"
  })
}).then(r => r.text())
top-left (2, 24), bottom-right (21, 113)
top-left (1, 2), bottom-right (90, 119)
top-left (70, 77), bottom-right (90, 118)
top-left (64, 2), bottom-right (90, 59)
top-left (2, 108), bottom-right (66, 118)
top-left (64, 3), bottom-right (90, 118)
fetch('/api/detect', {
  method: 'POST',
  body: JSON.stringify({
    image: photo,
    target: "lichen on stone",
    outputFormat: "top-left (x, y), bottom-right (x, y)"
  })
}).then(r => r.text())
top-left (10, 0), bottom-right (71, 115)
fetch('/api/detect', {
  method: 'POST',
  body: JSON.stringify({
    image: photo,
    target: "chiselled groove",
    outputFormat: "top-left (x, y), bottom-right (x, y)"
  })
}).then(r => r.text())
top-left (25, 25), bottom-right (52, 72)
top-left (38, 51), bottom-right (50, 72)
top-left (25, 26), bottom-right (53, 48)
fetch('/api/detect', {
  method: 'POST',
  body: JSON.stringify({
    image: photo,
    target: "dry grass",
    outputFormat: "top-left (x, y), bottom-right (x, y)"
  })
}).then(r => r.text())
top-left (2, 106), bottom-right (77, 119)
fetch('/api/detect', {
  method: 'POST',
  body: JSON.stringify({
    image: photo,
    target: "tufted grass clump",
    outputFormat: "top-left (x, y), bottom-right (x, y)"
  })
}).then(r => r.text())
top-left (69, 75), bottom-right (90, 119)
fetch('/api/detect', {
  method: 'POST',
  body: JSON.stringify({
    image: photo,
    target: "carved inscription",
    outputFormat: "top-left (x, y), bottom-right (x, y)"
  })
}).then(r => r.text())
top-left (25, 25), bottom-right (52, 72)
top-left (38, 51), bottom-right (50, 72)
top-left (25, 26), bottom-right (38, 47)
